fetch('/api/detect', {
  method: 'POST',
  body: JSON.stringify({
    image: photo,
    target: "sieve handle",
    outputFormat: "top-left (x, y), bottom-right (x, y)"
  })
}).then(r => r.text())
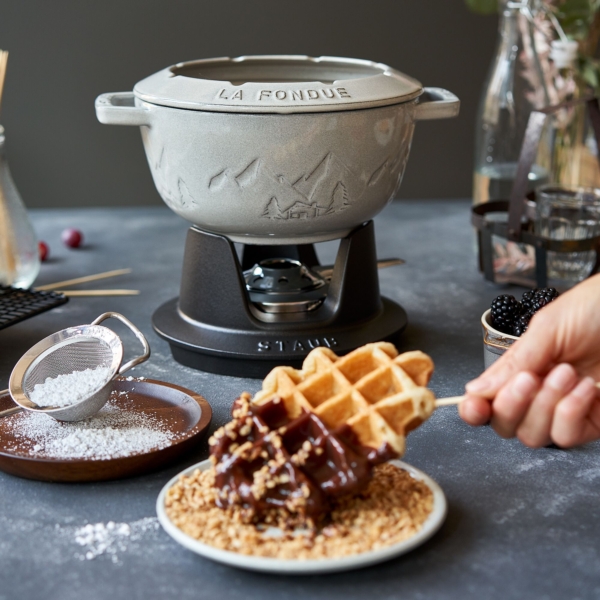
top-left (91, 312), bottom-right (151, 375)
top-left (0, 392), bottom-right (23, 418)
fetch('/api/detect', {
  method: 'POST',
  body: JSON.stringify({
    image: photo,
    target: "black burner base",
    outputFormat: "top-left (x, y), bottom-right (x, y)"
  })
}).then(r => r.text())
top-left (153, 296), bottom-right (407, 378)
top-left (152, 221), bottom-right (409, 378)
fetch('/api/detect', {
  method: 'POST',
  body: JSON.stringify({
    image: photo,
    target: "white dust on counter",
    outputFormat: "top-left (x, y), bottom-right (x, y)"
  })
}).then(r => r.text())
top-left (0, 514), bottom-right (171, 566)
top-left (73, 517), bottom-right (161, 563)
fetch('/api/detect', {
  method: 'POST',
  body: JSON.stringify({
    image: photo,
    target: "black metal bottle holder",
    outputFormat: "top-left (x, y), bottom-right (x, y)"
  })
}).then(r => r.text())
top-left (472, 97), bottom-right (600, 288)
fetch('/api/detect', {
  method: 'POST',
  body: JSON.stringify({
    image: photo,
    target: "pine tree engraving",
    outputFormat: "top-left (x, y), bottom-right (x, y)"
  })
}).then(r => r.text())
top-left (263, 197), bottom-right (284, 219)
top-left (331, 181), bottom-right (348, 210)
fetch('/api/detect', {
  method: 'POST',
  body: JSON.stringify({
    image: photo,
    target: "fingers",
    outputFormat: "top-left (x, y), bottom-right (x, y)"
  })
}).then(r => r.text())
top-left (460, 371), bottom-right (540, 431)
top-left (515, 364), bottom-right (578, 448)
top-left (459, 395), bottom-right (492, 426)
top-left (462, 364), bottom-right (600, 449)
top-left (551, 377), bottom-right (598, 448)
top-left (489, 371), bottom-right (541, 438)
top-left (466, 309), bottom-right (557, 399)
top-left (465, 348), bottom-right (525, 398)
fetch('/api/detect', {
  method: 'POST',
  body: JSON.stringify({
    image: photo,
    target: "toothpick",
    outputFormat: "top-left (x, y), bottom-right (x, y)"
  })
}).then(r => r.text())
top-left (55, 289), bottom-right (139, 297)
top-left (0, 50), bottom-right (8, 116)
top-left (36, 268), bottom-right (132, 291)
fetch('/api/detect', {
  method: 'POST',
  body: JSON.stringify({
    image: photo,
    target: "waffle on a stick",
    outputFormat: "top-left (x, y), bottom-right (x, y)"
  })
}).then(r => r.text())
top-left (253, 342), bottom-right (435, 456)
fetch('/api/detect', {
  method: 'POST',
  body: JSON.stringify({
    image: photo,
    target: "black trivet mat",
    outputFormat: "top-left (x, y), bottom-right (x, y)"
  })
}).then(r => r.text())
top-left (0, 286), bottom-right (68, 330)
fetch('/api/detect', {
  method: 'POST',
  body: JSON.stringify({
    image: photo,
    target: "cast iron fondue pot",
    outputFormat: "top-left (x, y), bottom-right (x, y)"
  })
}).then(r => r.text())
top-left (96, 55), bottom-right (459, 245)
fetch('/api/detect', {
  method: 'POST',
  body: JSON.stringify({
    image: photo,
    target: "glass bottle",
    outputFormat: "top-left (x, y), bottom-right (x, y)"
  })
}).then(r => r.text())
top-left (473, 0), bottom-right (551, 281)
top-left (0, 125), bottom-right (39, 288)
top-left (473, 0), bottom-right (550, 203)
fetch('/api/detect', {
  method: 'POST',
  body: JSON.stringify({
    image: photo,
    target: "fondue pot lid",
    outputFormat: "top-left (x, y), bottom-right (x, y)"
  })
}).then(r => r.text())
top-left (133, 55), bottom-right (423, 114)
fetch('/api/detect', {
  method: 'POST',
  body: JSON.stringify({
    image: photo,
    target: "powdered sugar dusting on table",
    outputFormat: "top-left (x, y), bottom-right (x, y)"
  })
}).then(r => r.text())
top-left (74, 517), bottom-right (160, 562)
top-left (29, 366), bottom-right (113, 408)
top-left (1, 392), bottom-right (175, 459)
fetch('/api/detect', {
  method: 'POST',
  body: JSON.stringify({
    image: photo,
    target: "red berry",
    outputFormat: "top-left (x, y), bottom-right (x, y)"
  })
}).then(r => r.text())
top-left (62, 228), bottom-right (83, 248)
top-left (38, 241), bottom-right (49, 262)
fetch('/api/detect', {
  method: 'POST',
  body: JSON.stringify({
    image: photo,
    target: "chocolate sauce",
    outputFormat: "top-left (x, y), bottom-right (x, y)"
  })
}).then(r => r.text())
top-left (210, 395), bottom-right (398, 523)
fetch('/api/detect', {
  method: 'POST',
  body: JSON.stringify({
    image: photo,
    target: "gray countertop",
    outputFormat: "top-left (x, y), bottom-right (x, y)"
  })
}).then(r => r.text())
top-left (1, 200), bottom-right (599, 600)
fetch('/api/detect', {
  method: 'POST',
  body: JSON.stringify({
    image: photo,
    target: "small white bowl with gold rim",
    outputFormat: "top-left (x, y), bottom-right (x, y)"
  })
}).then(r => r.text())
top-left (481, 309), bottom-right (518, 369)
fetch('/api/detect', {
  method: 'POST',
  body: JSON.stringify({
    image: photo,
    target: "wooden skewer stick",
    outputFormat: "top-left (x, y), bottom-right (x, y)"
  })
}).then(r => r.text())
top-left (0, 50), bottom-right (8, 116)
top-left (36, 268), bottom-right (132, 291)
top-left (435, 396), bottom-right (465, 407)
top-left (434, 381), bottom-right (600, 408)
top-left (55, 289), bottom-right (139, 297)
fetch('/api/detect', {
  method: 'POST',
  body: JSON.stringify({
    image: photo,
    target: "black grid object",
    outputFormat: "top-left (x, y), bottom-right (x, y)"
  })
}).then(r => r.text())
top-left (0, 286), bottom-right (68, 330)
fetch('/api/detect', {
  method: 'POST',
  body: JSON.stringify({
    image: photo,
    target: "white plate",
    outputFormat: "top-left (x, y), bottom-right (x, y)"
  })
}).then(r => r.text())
top-left (156, 458), bottom-right (447, 574)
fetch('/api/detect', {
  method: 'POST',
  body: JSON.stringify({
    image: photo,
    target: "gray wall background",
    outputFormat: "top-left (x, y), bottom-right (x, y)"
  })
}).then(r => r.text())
top-left (0, 0), bottom-right (497, 208)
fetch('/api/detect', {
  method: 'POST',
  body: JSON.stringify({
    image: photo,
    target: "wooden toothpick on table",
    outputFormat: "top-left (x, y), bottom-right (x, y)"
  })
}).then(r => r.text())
top-left (35, 268), bottom-right (132, 291)
top-left (55, 289), bottom-right (139, 297)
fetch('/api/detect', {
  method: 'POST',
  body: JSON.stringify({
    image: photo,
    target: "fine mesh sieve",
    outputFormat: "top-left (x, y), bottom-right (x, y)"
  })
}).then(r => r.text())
top-left (0, 312), bottom-right (150, 421)
top-left (23, 338), bottom-right (114, 390)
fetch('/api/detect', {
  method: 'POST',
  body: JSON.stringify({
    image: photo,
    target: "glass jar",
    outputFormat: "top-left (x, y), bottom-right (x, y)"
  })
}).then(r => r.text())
top-left (534, 184), bottom-right (600, 284)
top-left (0, 125), bottom-right (39, 288)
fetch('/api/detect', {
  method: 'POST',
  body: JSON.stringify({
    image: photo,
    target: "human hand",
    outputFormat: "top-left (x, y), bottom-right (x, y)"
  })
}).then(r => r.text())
top-left (460, 274), bottom-right (600, 448)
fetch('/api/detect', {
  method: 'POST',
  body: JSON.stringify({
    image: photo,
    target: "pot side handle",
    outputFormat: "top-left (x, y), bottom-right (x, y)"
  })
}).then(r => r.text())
top-left (415, 87), bottom-right (460, 121)
top-left (95, 92), bottom-right (151, 126)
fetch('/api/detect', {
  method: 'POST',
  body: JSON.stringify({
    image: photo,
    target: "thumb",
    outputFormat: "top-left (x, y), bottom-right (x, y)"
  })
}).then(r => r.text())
top-left (466, 309), bottom-right (557, 398)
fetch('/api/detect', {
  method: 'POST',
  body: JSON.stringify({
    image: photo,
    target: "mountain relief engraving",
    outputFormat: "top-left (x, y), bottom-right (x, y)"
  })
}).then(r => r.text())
top-left (207, 152), bottom-right (402, 220)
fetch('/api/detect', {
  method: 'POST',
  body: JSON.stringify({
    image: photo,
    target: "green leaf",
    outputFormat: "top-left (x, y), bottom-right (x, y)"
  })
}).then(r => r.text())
top-left (464, 0), bottom-right (498, 14)
top-left (580, 57), bottom-right (600, 92)
top-left (554, 0), bottom-right (599, 39)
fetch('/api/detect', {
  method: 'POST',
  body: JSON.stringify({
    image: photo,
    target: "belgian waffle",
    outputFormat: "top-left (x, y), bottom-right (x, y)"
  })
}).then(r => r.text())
top-left (253, 342), bottom-right (435, 456)
top-left (209, 342), bottom-right (436, 525)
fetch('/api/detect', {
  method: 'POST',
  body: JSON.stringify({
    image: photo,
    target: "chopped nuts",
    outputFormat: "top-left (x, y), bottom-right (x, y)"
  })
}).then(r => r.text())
top-left (164, 463), bottom-right (433, 559)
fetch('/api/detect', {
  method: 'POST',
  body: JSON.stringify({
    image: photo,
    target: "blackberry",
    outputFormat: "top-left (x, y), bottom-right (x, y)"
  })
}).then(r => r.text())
top-left (491, 294), bottom-right (521, 334)
top-left (533, 287), bottom-right (559, 311)
top-left (520, 290), bottom-right (537, 314)
top-left (513, 312), bottom-right (532, 337)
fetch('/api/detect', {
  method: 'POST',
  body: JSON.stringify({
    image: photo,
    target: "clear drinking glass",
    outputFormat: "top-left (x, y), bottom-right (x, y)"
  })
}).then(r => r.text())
top-left (535, 185), bottom-right (600, 283)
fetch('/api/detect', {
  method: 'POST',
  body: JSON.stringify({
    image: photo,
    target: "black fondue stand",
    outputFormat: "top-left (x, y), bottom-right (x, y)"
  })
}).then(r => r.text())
top-left (153, 220), bottom-right (407, 377)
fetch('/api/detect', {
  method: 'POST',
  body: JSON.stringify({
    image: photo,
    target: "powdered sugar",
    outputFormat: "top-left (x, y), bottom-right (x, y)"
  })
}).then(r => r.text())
top-left (29, 366), bottom-right (113, 408)
top-left (3, 394), bottom-right (174, 459)
top-left (73, 517), bottom-right (161, 562)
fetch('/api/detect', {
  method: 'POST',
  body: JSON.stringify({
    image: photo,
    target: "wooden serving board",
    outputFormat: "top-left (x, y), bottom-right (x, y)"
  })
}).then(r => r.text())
top-left (0, 378), bottom-right (212, 482)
